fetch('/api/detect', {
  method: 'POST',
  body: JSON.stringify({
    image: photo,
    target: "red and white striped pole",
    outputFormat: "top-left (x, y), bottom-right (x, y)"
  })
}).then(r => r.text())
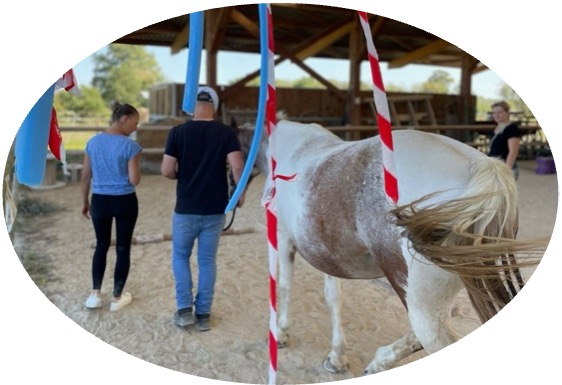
top-left (357, 11), bottom-right (398, 204)
top-left (264, 4), bottom-right (278, 384)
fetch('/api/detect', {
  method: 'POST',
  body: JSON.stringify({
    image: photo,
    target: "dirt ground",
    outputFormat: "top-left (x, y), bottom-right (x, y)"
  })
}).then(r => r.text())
top-left (7, 159), bottom-right (559, 384)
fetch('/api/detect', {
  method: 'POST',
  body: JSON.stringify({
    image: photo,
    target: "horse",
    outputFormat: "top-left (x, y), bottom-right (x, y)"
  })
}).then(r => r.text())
top-left (234, 119), bottom-right (546, 375)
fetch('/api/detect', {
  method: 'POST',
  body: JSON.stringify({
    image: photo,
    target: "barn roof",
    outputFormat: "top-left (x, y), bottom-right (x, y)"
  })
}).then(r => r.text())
top-left (113, 4), bottom-right (486, 72)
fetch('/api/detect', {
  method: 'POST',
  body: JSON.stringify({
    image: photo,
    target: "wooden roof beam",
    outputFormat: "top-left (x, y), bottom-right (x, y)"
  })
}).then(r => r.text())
top-left (272, 3), bottom-right (346, 13)
top-left (171, 23), bottom-right (189, 54)
top-left (294, 21), bottom-right (354, 61)
top-left (472, 63), bottom-right (488, 74)
top-left (220, 56), bottom-right (288, 100)
top-left (230, 8), bottom-right (260, 37)
top-left (231, 8), bottom-right (354, 62)
top-left (222, 10), bottom-right (350, 100)
top-left (207, 7), bottom-right (232, 54)
top-left (220, 8), bottom-right (356, 101)
top-left (170, 8), bottom-right (233, 54)
top-left (388, 38), bottom-right (451, 68)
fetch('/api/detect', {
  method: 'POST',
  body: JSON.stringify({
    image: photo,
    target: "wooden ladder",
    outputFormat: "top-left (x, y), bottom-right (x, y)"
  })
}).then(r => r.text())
top-left (370, 95), bottom-right (437, 127)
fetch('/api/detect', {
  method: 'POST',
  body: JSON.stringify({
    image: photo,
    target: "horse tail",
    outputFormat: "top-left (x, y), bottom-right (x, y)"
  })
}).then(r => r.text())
top-left (391, 157), bottom-right (549, 323)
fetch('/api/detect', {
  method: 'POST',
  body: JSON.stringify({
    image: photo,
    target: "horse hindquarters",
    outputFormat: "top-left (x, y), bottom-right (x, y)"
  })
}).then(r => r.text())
top-left (388, 157), bottom-right (545, 360)
top-left (392, 157), bottom-right (534, 323)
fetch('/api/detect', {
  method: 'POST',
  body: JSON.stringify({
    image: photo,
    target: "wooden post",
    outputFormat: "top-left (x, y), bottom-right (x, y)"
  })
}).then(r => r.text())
top-left (347, 16), bottom-right (363, 128)
top-left (205, 10), bottom-right (219, 89)
top-left (460, 53), bottom-right (478, 124)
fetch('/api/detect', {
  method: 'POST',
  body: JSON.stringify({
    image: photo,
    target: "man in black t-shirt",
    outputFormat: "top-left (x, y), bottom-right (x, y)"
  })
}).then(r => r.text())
top-left (161, 86), bottom-right (245, 331)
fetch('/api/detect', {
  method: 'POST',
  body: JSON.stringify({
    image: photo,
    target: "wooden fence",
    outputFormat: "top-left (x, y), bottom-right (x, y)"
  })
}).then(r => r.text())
top-left (56, 122), bottom-right (549, 177)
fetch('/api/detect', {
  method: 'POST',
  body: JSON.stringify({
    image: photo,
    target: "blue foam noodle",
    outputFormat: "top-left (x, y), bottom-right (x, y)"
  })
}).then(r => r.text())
top-left (183, 11), bottom-right (204, 114)
top-left (225, 4), bottom-right (269, 213)
top-left (15, 84), bottom-right (55, 186)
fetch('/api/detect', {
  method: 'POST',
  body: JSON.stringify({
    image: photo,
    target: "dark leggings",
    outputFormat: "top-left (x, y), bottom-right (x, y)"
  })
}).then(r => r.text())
top-left (90, 193), bottom-right (138, 297)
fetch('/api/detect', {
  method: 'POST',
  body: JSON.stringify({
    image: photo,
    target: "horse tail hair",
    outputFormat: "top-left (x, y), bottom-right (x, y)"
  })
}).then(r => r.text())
top-left (391, 157), bottom-right (549, 323)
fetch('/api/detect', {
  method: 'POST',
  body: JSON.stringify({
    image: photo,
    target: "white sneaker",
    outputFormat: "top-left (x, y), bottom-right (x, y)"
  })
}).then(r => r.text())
top-left (110, 292), bottom-right (132, 311)
top-left (85, 294), bottom-right (102, 309)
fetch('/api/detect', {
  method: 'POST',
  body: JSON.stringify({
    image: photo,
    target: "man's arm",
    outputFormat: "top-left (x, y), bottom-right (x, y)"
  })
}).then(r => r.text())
top-left (161, 154), bottom-right (178, 179)
top-left (227, 150), bottom-right (245, 207)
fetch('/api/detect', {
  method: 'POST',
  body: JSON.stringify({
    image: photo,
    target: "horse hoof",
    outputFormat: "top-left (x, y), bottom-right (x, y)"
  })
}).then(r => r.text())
top-left (322, 358), bottom-right (349, 374)
top-left (266, 337), bottom-right (288, 349)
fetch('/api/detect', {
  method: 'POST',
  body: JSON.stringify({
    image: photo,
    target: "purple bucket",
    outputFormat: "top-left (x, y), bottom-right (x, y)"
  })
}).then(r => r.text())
top-left (535, 156), bottom-right (556, 174)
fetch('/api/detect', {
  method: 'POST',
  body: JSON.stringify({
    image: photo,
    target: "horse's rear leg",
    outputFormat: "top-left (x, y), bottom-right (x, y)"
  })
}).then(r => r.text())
top-left (322, 274), bottom-right (349, 373)
top-left (364, 330), bottom-right (422, 375)
top-left (364, 249), bottom-right (464, 374)
top-left (406, 253), bottom-right (464, 354)
top-left (277, 233), bottom-right (296, 348)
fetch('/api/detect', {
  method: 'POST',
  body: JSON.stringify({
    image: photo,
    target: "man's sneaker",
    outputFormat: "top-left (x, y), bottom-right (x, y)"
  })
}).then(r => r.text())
top-left (173, 308), bottom-right (194, 328)
top-left (85, 294), bottom-right (102, 309)
top-left (195, 314), bottom-right (211, 332)
top-left (110, 292), bottom-right (132, 311)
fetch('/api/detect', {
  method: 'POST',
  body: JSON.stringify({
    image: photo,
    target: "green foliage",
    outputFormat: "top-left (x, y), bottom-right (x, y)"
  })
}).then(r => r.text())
top-left (475, 95), bottom-right (495, 121)
top-left (16, 196), bottom-right (61, 216)
top-left (54, 85), bottom-right (109, 121)
top-left (384, 82), bottom-right (407, 92)
top-left (411, 69), bottom-right (454, 94)
top-left (292, 76), bottom-right (324, 88)
top-left (12, 196), bottom-right (61, 288)
top-left (92, 44), bottom-right (164, 108)
top-left (476, 83), bottom-right (535, 123)
top-left (500, 83), bottom-right (535, 120)
top-left (18, 251), bottom-right (56, 288)
top-left (246, 74), bottom-right (362, 90)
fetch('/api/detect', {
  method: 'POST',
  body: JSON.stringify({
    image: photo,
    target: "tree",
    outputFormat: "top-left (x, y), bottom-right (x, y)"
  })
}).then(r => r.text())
top-left (412, 69), bottom-right (455, 94)
top-left (384, 82), bottom-right (407, 92)
top-left (53, 85), bottom-right (109, 123)
top-left (92, 44), bottom-right (164, 107)
top-left (499, 83), bottom-right (534, 121)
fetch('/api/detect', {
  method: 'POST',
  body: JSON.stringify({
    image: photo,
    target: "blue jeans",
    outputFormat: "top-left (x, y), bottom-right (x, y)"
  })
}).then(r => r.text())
top-left (171, 212), bottom-right (226, 315)
top-left (512, 162), bottom-right (519, 181)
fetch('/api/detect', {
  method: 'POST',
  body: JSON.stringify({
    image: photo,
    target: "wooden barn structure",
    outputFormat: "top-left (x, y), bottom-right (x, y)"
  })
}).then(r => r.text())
top-left (116, 4), bottom-right (487, 126)
top-left (50, 4), bottom-right (547, 177)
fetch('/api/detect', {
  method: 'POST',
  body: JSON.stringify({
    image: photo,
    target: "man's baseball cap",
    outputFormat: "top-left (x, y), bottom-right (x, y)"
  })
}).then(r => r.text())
top-left (197, 86), bottom-right (219, 112)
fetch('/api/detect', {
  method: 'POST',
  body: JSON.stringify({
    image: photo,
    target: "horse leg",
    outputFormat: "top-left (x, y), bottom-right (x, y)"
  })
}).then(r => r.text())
top-left (363, 246), bottom-right (463, 375)
top-left (363, 330), bottom-right (422, 375)
top-left (405, 251), bottom-right (464, 354)
top-left (277, 232), bottom-right (296, 348)
top-left (322, 274), bottom-right (349, 373)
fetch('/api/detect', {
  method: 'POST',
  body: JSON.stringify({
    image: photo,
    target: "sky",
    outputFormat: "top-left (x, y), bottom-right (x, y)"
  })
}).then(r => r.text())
top-left (72, 45), bottom-right (506, 99)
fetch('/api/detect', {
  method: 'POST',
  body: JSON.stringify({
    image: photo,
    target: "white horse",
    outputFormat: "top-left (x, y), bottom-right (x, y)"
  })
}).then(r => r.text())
top-left (235, 119), bottom-right (545, 375)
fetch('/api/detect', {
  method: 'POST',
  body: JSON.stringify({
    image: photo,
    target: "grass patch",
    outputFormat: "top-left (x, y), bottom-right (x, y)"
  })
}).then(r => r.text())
top-left (12, 196), bottom-right (62, 288)
top-left (62, 131), bottom-right (97, 151)
top-left (17, 196), bottom-right (62, 216)
top-left (18, 252), bottom-right (55, 288)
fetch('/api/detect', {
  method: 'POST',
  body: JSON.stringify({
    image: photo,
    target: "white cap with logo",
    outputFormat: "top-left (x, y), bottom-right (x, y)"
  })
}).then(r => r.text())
top-left (196, 86), bottom-right (219, 112)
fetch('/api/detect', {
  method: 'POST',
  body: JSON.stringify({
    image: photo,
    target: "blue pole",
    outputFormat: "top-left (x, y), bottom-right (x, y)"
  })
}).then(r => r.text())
top-left (183, 11), bottom-right (204, 114)
top-left (225, 3), bottom-right (268, 213)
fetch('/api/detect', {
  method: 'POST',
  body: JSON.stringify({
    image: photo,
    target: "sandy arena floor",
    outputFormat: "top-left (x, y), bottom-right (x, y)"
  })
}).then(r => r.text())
top-left (6, 159), bottom-right (559, 384)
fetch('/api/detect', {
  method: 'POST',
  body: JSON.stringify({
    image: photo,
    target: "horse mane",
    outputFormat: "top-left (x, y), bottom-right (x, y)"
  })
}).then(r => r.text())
top-left (391, 157), bottom-right (549, 323)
